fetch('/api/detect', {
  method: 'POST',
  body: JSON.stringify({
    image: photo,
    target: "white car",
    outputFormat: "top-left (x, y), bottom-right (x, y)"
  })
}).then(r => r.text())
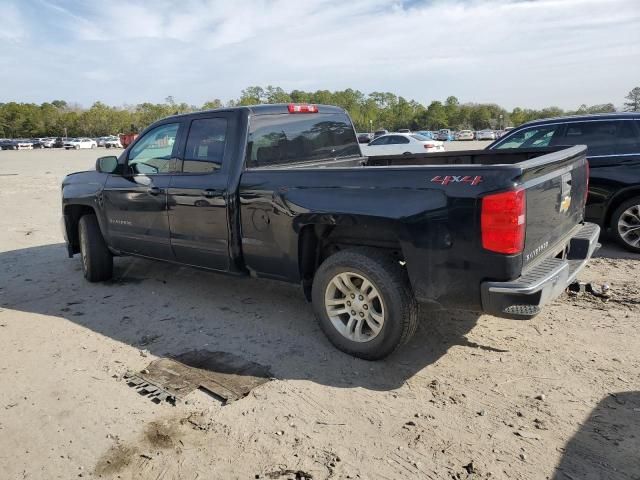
top-left (104, 136), bottom-right (122, 149)
top-left (360, 133), bottom-right (445, 156)
top-left (476, 130), bottom-right (497, 141)
top-left (15, 139), bottom-right (34, 149)
top-left (456, 130), bottom-right (475, 141)
top-left (64, 138), bottom-right (97, 150)
top-left (41, 138), bottom-right (56, 148)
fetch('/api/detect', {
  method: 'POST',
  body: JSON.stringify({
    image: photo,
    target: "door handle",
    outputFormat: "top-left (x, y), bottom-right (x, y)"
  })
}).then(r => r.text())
top-left (203, 189), bottom-right (217, 198)
top-left (147, 186), bottom-right (161, 195)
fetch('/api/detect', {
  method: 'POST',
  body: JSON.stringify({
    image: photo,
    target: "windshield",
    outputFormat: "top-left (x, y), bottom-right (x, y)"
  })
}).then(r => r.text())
top-left (411, 134), bottom-right (430, 141)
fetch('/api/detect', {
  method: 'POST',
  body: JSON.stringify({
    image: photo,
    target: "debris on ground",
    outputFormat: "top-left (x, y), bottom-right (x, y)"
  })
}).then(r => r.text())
top-left (124, 350), bottom-right (271, 405)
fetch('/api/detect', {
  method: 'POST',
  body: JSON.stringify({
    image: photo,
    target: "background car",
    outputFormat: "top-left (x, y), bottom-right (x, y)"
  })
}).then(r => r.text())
top-left (415, 130), bottom-right (434, 140)
top-left (456, 130), bottom-right (475, 141)
top-left (476, 129), bottom-right (497, 141)
top-left (360, 133), bottom-right (445, 156)
top-left (436, 129), bottom-right (454, 141)
top-left (357, 132), bottom-right (372, 144)
top-left (15, 139), bottom-right (34, 149)
top-left (0, 139), bottom-right (17, 150)
top-left (487, 112), bottom-right (640, 252)
top-left (64, 138), bottom-right (97, 149)
top-left (104, 136), bottom-right (123, 148)
top-left (373, 129), bottom-right (389, 139)
top-left (397, 128), bottom-right (411, 134)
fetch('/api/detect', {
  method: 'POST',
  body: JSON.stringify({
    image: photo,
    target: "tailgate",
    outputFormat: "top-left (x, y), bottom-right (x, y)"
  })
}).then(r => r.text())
top-left (520, 146), bottom-right (589, 266)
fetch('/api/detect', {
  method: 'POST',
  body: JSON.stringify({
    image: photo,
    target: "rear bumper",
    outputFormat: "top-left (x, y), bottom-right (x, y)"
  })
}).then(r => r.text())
top-left (480, 222), bottom-right (600, 319)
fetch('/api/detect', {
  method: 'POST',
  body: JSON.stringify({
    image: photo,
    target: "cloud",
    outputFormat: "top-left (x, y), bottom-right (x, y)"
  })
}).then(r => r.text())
top-left (1, 0), bottom-right (639, 109)
top-left (0, 3), bottom-right (27, 41)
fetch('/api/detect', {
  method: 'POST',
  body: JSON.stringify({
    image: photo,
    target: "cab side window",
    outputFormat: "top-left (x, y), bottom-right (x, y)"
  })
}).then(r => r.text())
top-left (128, 123), bottom-right (179, 175)
top-left (181, 118), bottom-right (228, 174)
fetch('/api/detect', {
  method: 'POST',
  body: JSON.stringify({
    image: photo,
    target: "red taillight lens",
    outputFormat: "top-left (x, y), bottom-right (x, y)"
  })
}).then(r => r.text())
top-left (424, 144), bottom-right (433, 149)
top-left (481, 189), bottom-right (526, 254)
top-left (583, 160), bottom-right (590, 206)
top-left (288, 103), bottom-right (318, 113)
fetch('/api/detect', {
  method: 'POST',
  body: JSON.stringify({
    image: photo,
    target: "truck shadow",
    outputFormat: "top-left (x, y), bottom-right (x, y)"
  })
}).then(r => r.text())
top-left (1, 243), bottom-right (493, 391)
top-left (553, 391), bottom-right (640, 480)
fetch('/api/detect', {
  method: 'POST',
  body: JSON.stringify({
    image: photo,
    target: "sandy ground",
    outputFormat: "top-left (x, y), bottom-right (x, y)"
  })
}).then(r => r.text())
top-left (0, 146), bottom-right (638, 480)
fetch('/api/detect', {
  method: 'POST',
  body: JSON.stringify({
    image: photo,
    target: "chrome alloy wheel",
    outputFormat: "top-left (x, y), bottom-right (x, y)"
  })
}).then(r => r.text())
top-left (324, 272), bottom-right (385, 343)
top-left (618, 203), bottom-right (640, 249)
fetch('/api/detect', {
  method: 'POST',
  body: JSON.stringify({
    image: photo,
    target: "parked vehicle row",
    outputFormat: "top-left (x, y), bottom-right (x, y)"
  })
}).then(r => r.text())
top-left (358, 128), bottom-right (504, 144)
top-left (1, 135), bottom-right (124, 150)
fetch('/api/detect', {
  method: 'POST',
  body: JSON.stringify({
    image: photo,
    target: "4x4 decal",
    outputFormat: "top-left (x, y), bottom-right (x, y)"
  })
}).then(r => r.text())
top-left (431, 175), bottom-right (483, 186)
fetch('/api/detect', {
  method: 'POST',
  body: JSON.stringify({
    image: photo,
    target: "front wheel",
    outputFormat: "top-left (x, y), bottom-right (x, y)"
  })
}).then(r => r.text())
top-left (79, 215), bottom-right (113, 282)
top-left (312, 248), bottom-right (418, 360)
top-left (611, 197), bottom-right (640, 252)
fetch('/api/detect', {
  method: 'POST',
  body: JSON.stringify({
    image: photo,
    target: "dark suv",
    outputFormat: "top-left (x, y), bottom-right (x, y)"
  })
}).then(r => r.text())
top-left (487, 113), bottom-right (640, 252)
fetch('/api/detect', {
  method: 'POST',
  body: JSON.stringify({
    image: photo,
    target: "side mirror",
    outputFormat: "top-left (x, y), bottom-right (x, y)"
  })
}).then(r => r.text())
top-left (96, 156), bottom-right (118, 173)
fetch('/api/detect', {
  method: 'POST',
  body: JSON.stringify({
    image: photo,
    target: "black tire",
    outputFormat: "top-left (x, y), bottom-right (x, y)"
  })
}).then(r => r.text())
top-left (78, 215), bottom-right (113, 282)
top-left (610, 196), bottom-right (640, 253)
top-left (311, 247), bottom-right (418, 360)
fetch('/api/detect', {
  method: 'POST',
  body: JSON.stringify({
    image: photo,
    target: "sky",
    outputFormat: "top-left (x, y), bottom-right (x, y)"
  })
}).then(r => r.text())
top-left (0, 0), bottom-right (639, 110)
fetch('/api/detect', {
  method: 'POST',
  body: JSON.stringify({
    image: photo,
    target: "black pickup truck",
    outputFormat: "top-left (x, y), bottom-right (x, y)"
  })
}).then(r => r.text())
top-left (62, 104), bottom-right (599, 359)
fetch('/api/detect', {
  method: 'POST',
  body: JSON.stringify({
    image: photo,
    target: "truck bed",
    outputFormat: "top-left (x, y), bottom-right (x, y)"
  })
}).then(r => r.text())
top-left (267, 146), bottom-right (564, 169)
top-left (239, 145), bottom-right (589, 311)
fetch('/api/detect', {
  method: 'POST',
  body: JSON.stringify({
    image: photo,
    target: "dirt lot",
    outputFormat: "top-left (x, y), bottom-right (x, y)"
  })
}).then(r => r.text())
top-left (1, 147), bottom-right (639, 480)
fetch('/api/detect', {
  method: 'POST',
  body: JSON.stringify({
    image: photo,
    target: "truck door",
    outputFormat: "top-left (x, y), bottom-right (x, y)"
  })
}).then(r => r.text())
top-left (166, 115), bottom-right (231, 271)
top-left (101, 122), bottom-right (182, 260)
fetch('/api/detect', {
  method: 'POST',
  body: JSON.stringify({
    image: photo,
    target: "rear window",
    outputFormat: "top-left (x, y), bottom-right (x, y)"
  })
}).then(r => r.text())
top-left (411, 134), bottom-right (430, 141)
top-left (246, 113), bottom-right (359, 167)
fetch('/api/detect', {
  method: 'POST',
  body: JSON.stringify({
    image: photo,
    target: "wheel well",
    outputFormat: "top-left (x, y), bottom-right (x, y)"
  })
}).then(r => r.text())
top-left (604, 188), bottom-right (640, 228)
top-left (298, 223), bottom-right (403, 300)
top-left (64, 204), bottom-right (96, 254)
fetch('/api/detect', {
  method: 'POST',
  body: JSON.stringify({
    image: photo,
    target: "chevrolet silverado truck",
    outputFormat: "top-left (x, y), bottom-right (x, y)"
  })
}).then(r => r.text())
top-left (62, 104), bottom-right (599, 360)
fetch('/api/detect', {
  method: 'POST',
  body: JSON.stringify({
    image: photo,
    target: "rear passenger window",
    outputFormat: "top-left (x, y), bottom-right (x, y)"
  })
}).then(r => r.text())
top-left (388, 136), bottom-right (410, 144)
top-left (556, 121), bottom-right (618, 156)
top-left (182, 118), bottom-right (227, 173)
top-left (246, 113), bottom-right (359, 167)
top-left (616, 121), bottom-right (640, 155)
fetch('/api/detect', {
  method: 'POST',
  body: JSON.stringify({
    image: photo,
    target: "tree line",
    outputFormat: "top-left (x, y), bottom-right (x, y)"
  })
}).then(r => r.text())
top-left (0, 86), bottom-right (637, 138)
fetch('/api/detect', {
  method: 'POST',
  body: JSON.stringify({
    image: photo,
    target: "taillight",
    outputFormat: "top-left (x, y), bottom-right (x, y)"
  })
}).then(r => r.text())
top-left (424, 144), bottom-right (434, 149)
top-left (481, 189), bottom-right (526, 254)
top-left (583, 160), bottom-right (590, 206)
top-left (288, 103), bottom-right (318, 113)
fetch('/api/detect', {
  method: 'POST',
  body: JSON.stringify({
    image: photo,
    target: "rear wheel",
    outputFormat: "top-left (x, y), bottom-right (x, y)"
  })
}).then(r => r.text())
top-left (611, 197), bottom-right (640, 252)
top-left (312, 248), bottom-right (418, 360)
top-left (79, 215), bottom-right (113, 282)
